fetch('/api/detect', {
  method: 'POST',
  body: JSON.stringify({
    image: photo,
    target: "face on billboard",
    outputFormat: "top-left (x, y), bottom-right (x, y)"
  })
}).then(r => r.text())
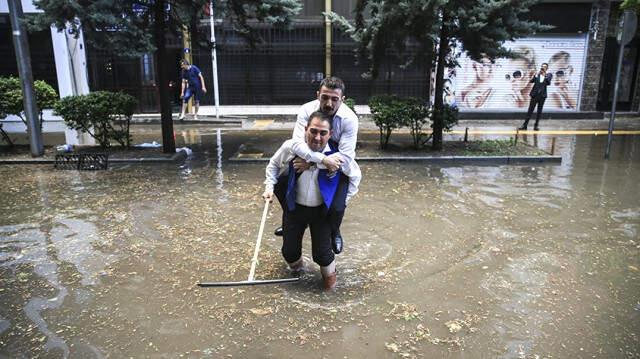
top-left (473, 58), bottom-right (494, 81)
top-left (549, 56), bottom-right (573, 87)
top-left (506, 58), bottom-right (534, 92)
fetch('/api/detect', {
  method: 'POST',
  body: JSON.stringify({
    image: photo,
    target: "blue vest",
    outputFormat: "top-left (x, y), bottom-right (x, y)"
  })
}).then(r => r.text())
top-left (285, 144), bottom-right (342, 211)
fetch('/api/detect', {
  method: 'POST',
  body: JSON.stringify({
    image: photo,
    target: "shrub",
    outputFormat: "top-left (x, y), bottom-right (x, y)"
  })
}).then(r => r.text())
top-left (0, 76), bottom-right (58, 130)
top-left (369, 95), bottom-right (405, 149)
top-left (398, 97), bottom-right (430, 149)
top-left (431, 104), bottom-right (459, 137)
top-left (343, 97), bottom-right (356, 115)
top-left (55, 91), bottom-right (137, 148)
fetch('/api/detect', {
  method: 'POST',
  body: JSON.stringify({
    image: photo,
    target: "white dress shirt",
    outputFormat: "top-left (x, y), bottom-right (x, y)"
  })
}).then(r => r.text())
top-left (291, 100), bottom-right (359, 171)
top-left (265, 139), bottom-right (361, 204)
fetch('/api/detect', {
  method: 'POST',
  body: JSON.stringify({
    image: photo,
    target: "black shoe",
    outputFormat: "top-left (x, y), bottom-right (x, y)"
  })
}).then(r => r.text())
top-left (534, 126), bottom-right (540, 131)
top-left (518, 125), bottom-right (527, 130)
top-left (332, 233), bottom-right (343, 254)
top-left (274, 226), bottom-right (283, 237)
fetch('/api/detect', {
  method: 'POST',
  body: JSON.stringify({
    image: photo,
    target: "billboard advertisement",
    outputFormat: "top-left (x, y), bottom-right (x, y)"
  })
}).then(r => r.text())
top-left (445, 35), bottom-right (588, 112)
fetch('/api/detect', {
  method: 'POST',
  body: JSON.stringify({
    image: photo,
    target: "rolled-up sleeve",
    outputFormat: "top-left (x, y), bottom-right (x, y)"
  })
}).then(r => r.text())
top-left (264, 141), bottom-right (292, 193)
top-left (343, 160), bottom-right (361, 204)
top-left (338, 116), bottom-right (358, 169)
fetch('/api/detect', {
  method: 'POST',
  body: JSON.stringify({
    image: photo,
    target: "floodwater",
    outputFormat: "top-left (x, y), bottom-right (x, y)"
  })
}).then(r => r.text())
top-left (1, 131), bottom-right (639, 358)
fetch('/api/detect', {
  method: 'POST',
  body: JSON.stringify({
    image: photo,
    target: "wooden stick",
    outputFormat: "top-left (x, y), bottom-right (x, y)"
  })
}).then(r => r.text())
top-left (248, 200), bottom-right (270, 282)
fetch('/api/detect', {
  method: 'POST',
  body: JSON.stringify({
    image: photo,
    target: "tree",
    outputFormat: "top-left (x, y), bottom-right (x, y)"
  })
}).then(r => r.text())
top-left (329, 0), bottom-right (550, 150)
top-left (31, 0), bottom-right (301, 153)
top-left (621, 0), bottom-right (640, 12)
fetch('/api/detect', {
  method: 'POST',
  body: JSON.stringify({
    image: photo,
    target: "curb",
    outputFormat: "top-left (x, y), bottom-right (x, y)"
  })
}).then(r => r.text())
top-left (228, 155), bottom-right (562, 164)
top-left (0, 150), bottom-right (188, 165)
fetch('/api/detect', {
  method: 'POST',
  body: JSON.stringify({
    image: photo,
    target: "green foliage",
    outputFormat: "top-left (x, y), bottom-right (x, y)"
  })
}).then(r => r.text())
top-left (0, 77), bottom-right (22, 120)
top-left (369, 95), bottom-right (404, 149)
top-left (0, 76), bottom-right (59, 129)
top-left (369, 96), bottom-right (457, 150)
top-left (397, 97), bottom-right (430, 149)
top-left (431, 104), bottom-right (459, 134)
top-left (369, 95), bottom-right (429, 149)
top-left (621, 0), bottom-right (640, 12)
top-left (343, 97), bottom-right (356, 115)
top-left (54, 91), bottom-right (137, 148)
top-left (30, 0), bottom-right (302, 56)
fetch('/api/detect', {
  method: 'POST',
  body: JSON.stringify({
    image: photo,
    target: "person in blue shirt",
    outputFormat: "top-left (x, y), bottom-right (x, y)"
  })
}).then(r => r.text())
top-left (178, 60), bottom-right (207, 121)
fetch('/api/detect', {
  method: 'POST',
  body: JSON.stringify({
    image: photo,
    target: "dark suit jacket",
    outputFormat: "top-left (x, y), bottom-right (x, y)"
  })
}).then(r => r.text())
top-left (529, 73), bottom-right (553, 98)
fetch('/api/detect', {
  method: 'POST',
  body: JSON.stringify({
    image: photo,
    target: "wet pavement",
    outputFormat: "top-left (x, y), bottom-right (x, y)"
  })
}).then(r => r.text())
top-left (1, 128), bottom-right (639, 358)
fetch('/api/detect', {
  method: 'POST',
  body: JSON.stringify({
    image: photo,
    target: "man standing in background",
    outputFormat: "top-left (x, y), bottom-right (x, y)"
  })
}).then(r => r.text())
top-left (519, 62), bottom-right (552, 131)
top-left (178, 60), bottom-right (207, 121)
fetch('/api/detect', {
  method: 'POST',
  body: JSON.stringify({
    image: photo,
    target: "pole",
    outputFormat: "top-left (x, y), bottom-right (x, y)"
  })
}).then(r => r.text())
top-left (605, 38), bottom-right (625, 159)
top-left (182, 26), bottom-right (192, 115)
top-left (248, 200), bottom-right (270, 282)
top-left (8, 0), bottom-right (43, 157)
top-left (324, 0), bottom-right (332, 77)
top-left (209, 1), bottom-right (220, 119)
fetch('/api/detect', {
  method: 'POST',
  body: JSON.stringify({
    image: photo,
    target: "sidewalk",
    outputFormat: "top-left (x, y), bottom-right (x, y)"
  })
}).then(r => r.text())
top-left (132, 105), bottom-right (640, 129)
top-left (153, 110), bottom-right (640, 133)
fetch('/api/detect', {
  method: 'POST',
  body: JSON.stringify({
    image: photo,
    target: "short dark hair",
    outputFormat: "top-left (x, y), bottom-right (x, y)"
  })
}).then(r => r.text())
top-left (319, 76), bottom-right (345, 94)
top-left (307, 111), bottom-right (332, 130)
top-left (542, 62), bottom-right (549, 67)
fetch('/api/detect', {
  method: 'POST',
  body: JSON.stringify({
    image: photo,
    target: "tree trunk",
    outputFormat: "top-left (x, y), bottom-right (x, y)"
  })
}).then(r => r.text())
top-left (155, 0), bottom-right (176, 154)
top-left (432, 11), bottom-right (450, 151)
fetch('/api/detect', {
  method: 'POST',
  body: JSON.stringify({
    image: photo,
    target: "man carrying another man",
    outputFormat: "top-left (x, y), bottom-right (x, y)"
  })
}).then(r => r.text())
top-left (263, 111), bottom-right (361, 291)
top-left (274, 77), bottom-right (359, 256)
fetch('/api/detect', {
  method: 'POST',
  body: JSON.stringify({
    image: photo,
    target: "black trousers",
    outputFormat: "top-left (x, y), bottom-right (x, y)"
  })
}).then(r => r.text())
top-left (282, 204), bottom-right (334, 267)
top-left (274, 168), bottom-right (349, 238)
top-left (524, 96), bottom-right (546, 127)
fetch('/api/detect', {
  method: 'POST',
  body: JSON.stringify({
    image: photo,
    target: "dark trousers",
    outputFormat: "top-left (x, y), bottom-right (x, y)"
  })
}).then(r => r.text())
top-left (274, 169), bottom-right (349, 239)
top-left (524, 96), bottom-right (546, 127)
top-left (282, 204), bottom-right (334, 267)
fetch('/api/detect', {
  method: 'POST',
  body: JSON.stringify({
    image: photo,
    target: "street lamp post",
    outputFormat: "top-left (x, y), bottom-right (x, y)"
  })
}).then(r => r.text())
top-left (8, 0), bottom-right (44, 156)
top-left (209, 1), bottom-right (220, 119)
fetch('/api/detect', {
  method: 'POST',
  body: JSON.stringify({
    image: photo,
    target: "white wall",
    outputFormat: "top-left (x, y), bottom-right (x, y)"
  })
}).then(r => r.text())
top-left (0, 0), bottom-right (41, 14)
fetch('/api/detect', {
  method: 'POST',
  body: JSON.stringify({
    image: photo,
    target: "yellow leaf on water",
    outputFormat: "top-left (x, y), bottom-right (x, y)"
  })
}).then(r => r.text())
top-left (249, 308), bottom-right (273, 316)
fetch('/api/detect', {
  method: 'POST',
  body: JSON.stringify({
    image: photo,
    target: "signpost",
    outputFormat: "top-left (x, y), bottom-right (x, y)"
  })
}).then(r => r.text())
top-left (605, 9), bottom-right (637, 159)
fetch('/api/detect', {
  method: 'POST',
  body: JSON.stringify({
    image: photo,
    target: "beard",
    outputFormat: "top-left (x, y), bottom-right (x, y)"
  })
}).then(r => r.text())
top-left (321, 106), bottom-right (336, 115)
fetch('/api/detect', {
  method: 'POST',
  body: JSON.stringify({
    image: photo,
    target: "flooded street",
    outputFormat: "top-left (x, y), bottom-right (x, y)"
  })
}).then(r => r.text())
top-left (1, 132), bottom-right (639, 358)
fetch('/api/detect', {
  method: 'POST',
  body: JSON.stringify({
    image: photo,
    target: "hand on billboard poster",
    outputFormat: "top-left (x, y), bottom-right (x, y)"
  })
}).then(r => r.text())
top-left (460, 58), bottom-right (495, 108)
top-left (504, 46), bottom-right (537, 108)
top-left (443, 79), bottom-right (458, 107)
top-left (548, 51), bottom-right (577, 110)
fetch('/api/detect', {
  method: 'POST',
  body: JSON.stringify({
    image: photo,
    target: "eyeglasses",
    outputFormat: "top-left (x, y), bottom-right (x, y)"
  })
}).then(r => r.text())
top-left (554, 68), bottom-right (570, 78)
top-left (505, 70), bottom-right (524, 80)
top-left (308, 128), bottom-right (329, 136)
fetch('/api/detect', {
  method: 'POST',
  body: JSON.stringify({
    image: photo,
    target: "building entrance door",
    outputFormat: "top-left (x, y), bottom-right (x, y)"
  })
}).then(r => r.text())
top-left (597, 37), bottom-right (639, 111)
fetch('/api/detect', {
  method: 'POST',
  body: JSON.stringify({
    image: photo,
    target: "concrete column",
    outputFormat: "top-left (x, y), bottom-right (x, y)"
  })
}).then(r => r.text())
top-left (581, 0), bottom-right (610, 112)
top-left (50, 24), bottom-right (94, 145)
